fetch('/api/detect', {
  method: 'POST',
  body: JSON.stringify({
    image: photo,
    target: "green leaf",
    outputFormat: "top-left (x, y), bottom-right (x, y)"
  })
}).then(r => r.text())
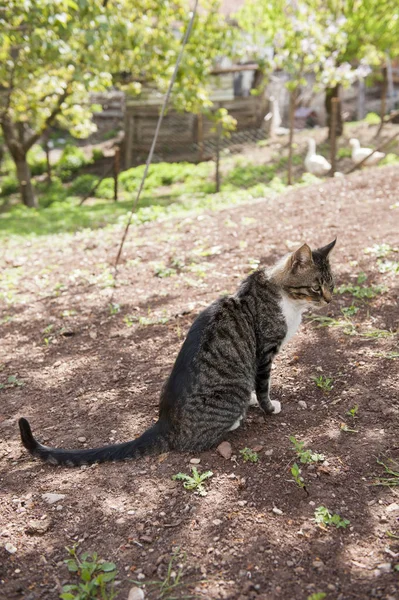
top-left (101, 562), bottom-right (116, 572)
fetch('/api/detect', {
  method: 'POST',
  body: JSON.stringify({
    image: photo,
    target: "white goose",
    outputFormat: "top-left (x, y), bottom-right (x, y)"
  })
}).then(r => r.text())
top-left (304, 138), bottom-right (331, 176)
top-left (265, 96), bottom-right (290, 136)
top-left (349, 138), bottom-right (385, 166)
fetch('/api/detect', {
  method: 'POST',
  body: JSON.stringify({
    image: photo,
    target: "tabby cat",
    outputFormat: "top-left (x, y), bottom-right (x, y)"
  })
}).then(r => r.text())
top-left (19, 240), bottom-right (336, 467)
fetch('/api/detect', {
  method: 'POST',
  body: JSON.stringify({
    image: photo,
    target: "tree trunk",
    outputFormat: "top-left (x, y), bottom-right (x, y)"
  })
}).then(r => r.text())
top-left (1, 118), bottom-right (38, 208)
top-left (325, 85), bottom-right (343, 139)
top-left (15, 156), bottom-right (38, 208)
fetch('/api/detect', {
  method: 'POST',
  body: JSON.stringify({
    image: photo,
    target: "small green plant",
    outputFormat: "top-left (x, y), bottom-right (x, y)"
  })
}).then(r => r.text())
top-left (132, 548), bottom-right (190, 598)
top-left (341, 305), bottom-right (359, 317)
top-left (307, 594), bottom-right (327, 600)
top-left (0, 374), bottom-right (25, 389)
top-left (337, 273), bottom-right (387, 300)
top-left (109, 303), bottom-right (120, 315)
top-left (153, 263), bottom-right (176, 278)
top-left (172, 466), bottom-right (213, 496)
top-left (314, 506), bottom-right (350, 528)
top-left (239, 447), bottom-right (259, 463)
top-left (291, 463), bottom-right (308, 494)
top-left (123, 314), bottom-right (136, 327)
top-left (373, 458), bottom-right (399, 487)
top-left (60, 545), bottom-right (118, 600)
top-left (340, 422), bottom-right (358, 433)
top-left (290, 436), bottom-right (325, 464)
top-left (364, 243), bottom-right (394, 258)
top-left (61, 309), bottom-right (77, 318)
top-left (312, 375), bottom-right (333, 392)
top-left (346, 404), bottom-right (359, 419)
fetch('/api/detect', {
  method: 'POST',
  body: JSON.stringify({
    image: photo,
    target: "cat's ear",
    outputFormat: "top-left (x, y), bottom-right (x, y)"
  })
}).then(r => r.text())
top-left (290, 243), bottom-right (313, 270)
top-left (317, 238), bottom-right (336, 259)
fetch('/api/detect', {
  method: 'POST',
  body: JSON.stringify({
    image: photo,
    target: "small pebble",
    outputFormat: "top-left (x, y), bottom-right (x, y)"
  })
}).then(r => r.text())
top-left (78, 437), bottom-right (87, 443)
top-left (5, 542), bottom-right (17, 554)
top-left (237, 500), bottom-right (247, 507)
top-left (190, 458), bottom-right (201, 465)
top-left (127, 586), bottom-right (145, 600)
top-left (272, 507), bottom-right (283, 515)
top-left (298, 400), bottom-right (307, 409)
top-left (42, 493), bottom-right (65, 505)
top-left (217, 441), bottom-right (232, 460)
top-left (212, 519), bottom-right (222, 526)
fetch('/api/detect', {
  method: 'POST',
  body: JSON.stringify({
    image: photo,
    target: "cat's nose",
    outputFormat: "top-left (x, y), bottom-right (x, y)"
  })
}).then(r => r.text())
top-left (322, 287), bottom-right (332, 303)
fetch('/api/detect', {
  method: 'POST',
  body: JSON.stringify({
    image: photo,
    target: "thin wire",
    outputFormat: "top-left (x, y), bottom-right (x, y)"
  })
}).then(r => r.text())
top-left (113, 0), bottom-right (199, 273)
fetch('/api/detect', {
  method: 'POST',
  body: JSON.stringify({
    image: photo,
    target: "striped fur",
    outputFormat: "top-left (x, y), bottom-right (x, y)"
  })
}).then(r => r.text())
top-left (19, 240), bottom-right (336, 467)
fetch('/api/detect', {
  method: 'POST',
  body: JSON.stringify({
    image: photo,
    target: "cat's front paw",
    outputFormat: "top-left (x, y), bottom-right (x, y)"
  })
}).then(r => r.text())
top-left (270, 400), bottom-right (281, 414)
top-left (249, 391), bottom-right (258, 407)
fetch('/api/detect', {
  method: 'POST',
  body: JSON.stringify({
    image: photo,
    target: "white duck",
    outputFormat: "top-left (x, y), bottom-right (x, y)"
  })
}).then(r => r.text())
top-left (349, 138), bottom-right (385, 166)
top-left (304, 138), bottom-right (331, 176)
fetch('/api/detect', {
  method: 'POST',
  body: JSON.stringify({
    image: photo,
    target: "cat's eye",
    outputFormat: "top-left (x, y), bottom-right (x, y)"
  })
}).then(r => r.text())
top-left (311, 285), bottom-right (321, 293)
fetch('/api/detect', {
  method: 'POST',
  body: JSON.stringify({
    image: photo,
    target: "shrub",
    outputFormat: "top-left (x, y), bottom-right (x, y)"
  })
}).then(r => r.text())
top-left (38, 178), bottom-right (68, 208)
top-left (69, 174), bottom-right (98, 196)
top-left (28, 144), bottom-right (48, 176)
top-left (57, 145), bottom-right (89, 179)
top-left (0, 175), bottom-right (19, 196)
top-left (365, 112), bottom-right (380, 125)
top-left (92, 147), bottom-right (104, 162)
top-left (95, 177), bottom-right (114, 199)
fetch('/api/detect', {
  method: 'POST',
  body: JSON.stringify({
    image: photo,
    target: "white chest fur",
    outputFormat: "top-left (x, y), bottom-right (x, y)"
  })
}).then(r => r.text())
top-left (279, 293), bottom-right (306, 346)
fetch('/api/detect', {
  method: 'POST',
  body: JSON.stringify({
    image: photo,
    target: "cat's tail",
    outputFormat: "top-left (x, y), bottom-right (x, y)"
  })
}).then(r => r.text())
top-left (18, 417), bottom-right (169, 467)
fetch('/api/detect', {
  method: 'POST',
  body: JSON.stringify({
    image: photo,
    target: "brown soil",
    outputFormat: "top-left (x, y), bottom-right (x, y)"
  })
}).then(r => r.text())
top-left (1, 165), bottom-right (398, 600)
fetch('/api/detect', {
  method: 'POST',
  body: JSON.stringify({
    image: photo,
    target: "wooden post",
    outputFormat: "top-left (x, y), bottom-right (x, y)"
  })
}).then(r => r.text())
top-left (215, 123), bottom-right (221, 193)
top-left (197, 112), bottom-right (204, 162)
top-left (287, 89), bottom-right (295, 186)
top-left (113, 147), bottom-right (120, 202)
top-left (357, 78), bottom-right (365, 121)
top-left (44, 132), bottom-right (52, 184)
top-left (330, 97), bottom-right (339, 176)
top-left (377, 65), bottom-right (388, 138)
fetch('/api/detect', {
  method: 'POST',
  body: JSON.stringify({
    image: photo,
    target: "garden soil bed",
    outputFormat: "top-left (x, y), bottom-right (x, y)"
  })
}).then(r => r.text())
top-left (1, 166), bottom-right (398, 600)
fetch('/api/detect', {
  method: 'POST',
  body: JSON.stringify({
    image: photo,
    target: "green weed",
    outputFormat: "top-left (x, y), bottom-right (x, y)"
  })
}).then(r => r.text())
top-left (172, 466), bottom-right (213, 496)
top-left (0, 375), bottom-right (25, 389)
top-left (60, 544), bottom-right (118, 600)
top-left (341, 305), bottom-right (359, 317)
top-left (312, 375), bottom-right (333, 392)
top-left (289, 436), bottom-right (325, 464)
top-left (364, 243), bottom-right (395, 258)
top-left (153, 263), bottom-right (177, 278)
top-left (109, 303), bottom-right (120, 315)
top-left (307, 314), bottom-right (357, 336)
top-left (132, 548), bottom-right (192, 599)
top-left (314, 506), bottom-right (350, 528)
top-left (337, 273), bottom-right (387, 300)
top-left (307, 594), bottom-right (327, 600)
top-left (373, 458), bottom-right (399, 487)
top-left (239, 447), bottom-right (259, 463)
top-left (291, 463), bottom-right (308, 494)
top-left (346, 405), bottom-right (359, 419)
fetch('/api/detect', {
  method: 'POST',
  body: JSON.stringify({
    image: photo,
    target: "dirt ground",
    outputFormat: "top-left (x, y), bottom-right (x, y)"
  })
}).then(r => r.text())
top-left (1, 165), bottom-right (398, 600)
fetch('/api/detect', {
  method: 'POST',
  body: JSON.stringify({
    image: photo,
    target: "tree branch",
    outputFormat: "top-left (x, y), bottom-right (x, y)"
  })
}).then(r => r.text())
top-left (0, 61), bottom-right (17, 122)
top-left (24, 84), bottom-right (72, 151)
